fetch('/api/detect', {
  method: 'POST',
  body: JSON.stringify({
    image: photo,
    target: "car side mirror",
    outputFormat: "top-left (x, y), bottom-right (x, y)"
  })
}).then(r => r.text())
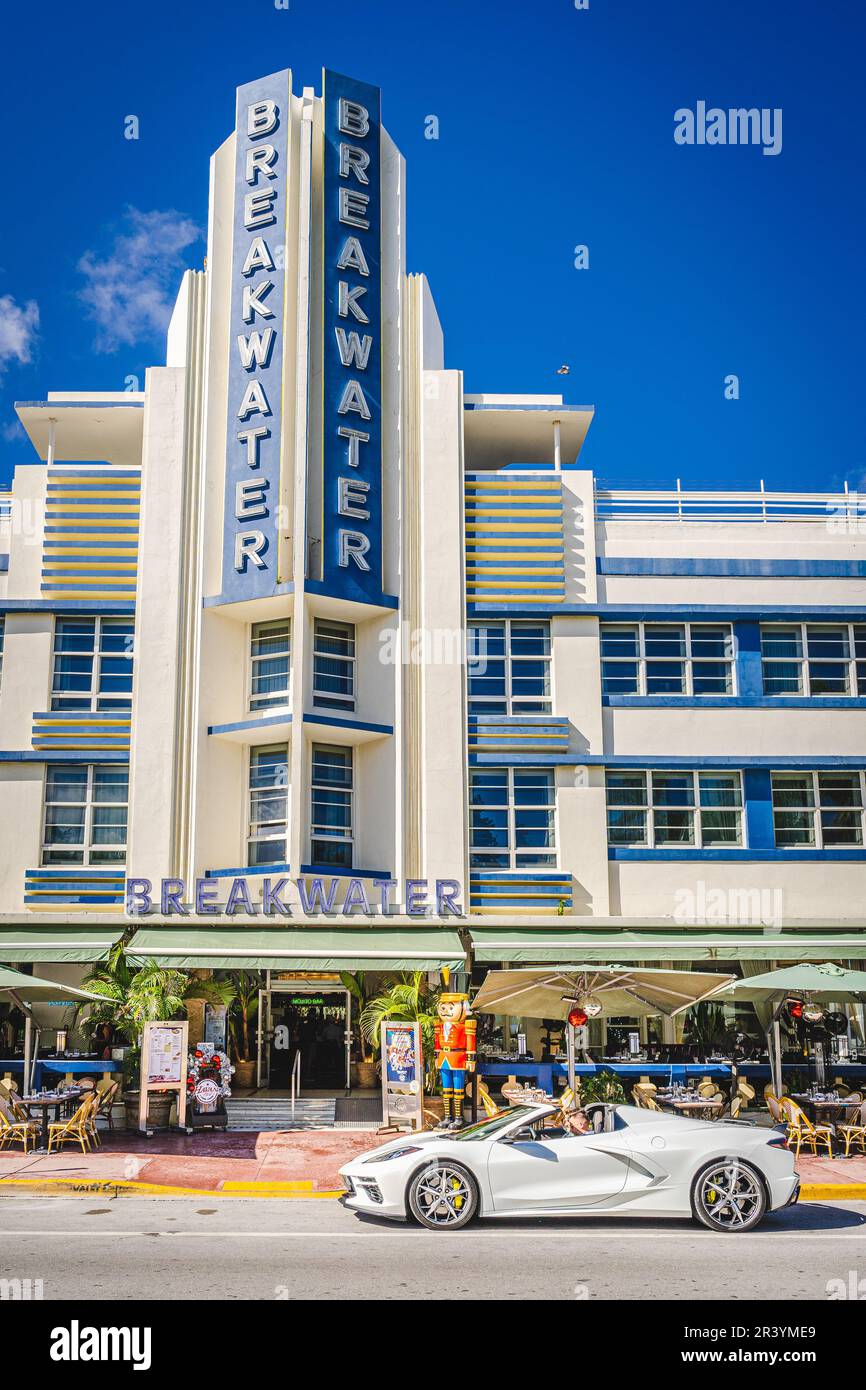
top-left (500, 1126), bottom-right (536, 1144)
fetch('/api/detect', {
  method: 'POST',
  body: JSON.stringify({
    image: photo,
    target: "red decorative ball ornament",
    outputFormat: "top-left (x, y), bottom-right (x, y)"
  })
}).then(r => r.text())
top-left (568, 1007), bottom-right (588, 1028)
top-left (788, 999), bottom-right (804, 1020)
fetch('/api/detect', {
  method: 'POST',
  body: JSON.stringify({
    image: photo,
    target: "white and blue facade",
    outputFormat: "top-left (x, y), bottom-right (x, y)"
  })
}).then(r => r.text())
top-left (0, 66), bottom-right (864, 986)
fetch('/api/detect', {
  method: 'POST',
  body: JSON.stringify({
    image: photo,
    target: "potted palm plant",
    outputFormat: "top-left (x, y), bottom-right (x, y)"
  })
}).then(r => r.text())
top-left (340, 972), bottom-right (378, 1088)
top-left (79, 945), bottom-right (231, 1128)
top-left (224, 971), bottom-right (260, 1090)
top-left (359, 972), bottom-right (441, 1091)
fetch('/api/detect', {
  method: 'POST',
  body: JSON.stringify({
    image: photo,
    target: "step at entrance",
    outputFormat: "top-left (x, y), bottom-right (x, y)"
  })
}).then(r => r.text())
top-left (225, 1098), bottom-right (337, 1131)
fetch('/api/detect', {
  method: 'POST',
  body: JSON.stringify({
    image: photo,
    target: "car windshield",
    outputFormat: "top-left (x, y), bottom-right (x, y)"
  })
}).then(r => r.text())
top-left (451, 1105), bottom-right (540, 1141)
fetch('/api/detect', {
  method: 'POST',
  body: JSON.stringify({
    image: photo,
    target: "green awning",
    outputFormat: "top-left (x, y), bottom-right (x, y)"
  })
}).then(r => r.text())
top-left (469, 929), bottom-right (866, 964)
top-left (126, 927), bottom-right (467, 973)
top-left (0, 926), bottom-right (125, 963)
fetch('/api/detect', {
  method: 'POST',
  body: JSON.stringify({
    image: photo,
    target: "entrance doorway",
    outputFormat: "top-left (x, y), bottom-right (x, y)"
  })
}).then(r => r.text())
top-left (258, 986), bottom-right (351, 1092)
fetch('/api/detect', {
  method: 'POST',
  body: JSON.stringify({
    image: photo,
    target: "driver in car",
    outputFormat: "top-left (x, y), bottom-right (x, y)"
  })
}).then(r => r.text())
top-left (562, 1107), bottom-right (593, 1135)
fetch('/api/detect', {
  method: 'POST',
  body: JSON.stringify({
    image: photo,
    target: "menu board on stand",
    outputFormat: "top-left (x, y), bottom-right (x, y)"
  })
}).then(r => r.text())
top-left (138, 1020), bottom-right (190, 1136)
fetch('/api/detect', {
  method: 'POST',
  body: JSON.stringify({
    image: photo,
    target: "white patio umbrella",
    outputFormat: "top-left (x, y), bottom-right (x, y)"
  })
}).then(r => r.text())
top-left (0, 966), bottom-right (104, 1092)
top-left (718, 962), bottom-right (866, 1098)
top-left (472, 965), bottom-right (735, 1091)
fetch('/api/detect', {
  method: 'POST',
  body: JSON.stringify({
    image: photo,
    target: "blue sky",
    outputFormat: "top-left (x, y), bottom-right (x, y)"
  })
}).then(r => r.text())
top-left (0, 0), bottom-right (863, 492)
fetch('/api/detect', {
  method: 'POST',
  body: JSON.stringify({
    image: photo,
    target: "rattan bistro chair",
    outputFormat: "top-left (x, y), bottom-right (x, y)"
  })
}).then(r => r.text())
top-left (836, 1100), bottom-right (866, 1158)
top-left (0, 1095), bottom-right (39, 1153)
top-left (781, 1097), bottom-right (834, 1158)
top-left (93, 1081), bottom-right (119, 1134)
top-left (47, 1093), bottom-right (97, 1154)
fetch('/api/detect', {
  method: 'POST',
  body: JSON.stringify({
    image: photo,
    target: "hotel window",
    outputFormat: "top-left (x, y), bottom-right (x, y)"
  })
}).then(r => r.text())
top-left (250, 620), bottom-right (290, 711)
top-left (600, 623), bottom-right (734, 696)
top-left (761, 623), bottom-right (866, 697)
top-left (0, 615), bottom-right (4, 687)
top-left (469, 767), bottom-right (556, 869)
top-left (605, 770), bottom-right (744, 848)
top-left (772, 771), bottom-right (864, 848)
top-left (247, 745), bottom-right (289, 867)
top-left (313, 620), bottom-right (356, 712)
top-left (51, 617), bottom-right (134, 712)
top-left (467, 620), bottom-right (551, 714)
top-left (310, 744), bottom-right (353, 869)
top-left (41, 763), bottom-right (129, 866)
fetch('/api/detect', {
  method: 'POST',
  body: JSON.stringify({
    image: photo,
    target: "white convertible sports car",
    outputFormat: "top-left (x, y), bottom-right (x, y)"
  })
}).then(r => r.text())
top-left (339, 1102), bottom-right (800, 1233)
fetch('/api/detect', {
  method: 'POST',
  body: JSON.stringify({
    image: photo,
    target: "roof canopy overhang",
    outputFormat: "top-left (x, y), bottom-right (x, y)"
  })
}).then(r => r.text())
top-left (126, 927), bottom-right (466, 973)
top-left (0, 926), bottom-right (124, 963)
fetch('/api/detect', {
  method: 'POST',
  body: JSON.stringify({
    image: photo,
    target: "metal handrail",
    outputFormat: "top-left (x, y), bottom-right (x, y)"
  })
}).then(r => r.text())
top-left (594, 486), bottom-right (865, 525)
top-left (290, 1049), bottom-right (301, 1116)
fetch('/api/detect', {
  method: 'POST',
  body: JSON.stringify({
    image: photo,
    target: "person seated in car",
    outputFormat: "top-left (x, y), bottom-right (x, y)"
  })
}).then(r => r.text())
top-left (562, 1107), bottom-right (593, 1135)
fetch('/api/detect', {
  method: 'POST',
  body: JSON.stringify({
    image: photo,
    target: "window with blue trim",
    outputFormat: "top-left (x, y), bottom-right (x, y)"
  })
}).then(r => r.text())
top-left (605, 770), bottom-right (743, 847)
top-left (469, 767), bottom-right (556, 868)
top-left (51, 617), bottom-right (134, 712)
top-left (247, 745), bottom-right (289, 866)
top-left (250, 620), bottom-right (290, 711)
top-left (313, 620), bottom-right (356, 712)
top-left (310, 743), bottom-right (353, 869)
top-left (600, 623), bottom-right (734, 696)
top-left (467, 620), bottom-right (551, 713)
top-left (41, 763), bottom-right (129, 866)
top-left (761, 623), bottom-right (866, 697)
top-left (772, 772), bottom-right (864, 847)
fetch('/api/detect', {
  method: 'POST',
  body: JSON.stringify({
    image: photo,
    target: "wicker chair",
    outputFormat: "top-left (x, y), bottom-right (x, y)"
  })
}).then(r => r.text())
top-left (0, 1095), bottom-right (39, 1153)
top-left (781, 1097), bottom-right (834, 1158)
top-left (47, 1093), bottom-right (98, 1154)
top-left (836, 1100), bottom-right (866, 1157)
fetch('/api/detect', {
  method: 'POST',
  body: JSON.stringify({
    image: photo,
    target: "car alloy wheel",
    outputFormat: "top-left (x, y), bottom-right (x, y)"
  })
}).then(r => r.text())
top-left (692, 1158), bottom-right (767, 1233)
top-left (408, 1161), bottom-right (478, 1230)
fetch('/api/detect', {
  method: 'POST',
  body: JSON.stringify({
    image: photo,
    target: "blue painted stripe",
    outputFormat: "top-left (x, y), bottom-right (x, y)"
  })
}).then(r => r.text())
top-left (0, 751), bottom-right (130, 762)
top-left (15, 400), bottom-right (144, 409)
top-left (598, 557), bottom-right (866, 578)
top-left (302, 713), bottom-right (394, 736)
top-left (47, 468), bottom-right (142, 478)
top-left (204, 863), bottom-right (291, 879)
top-left (303, 579), bottom-right (399, 611)
top-left (0, 555), bottom-right (8, 573)
top-left (609, 848), bottom-right (866, 861)
top-left (26, 869), bottom-right (124, 880)
top-left (0, 601), bottom-right (136, 614)
top-left (299, 864), bottom-right (393, 880)
top-left (208, 714), bottom-right (291, 736)
top-left (603, 696), bottom-right (866, 709)
top-left (469, 604), bottom-right (866, 619)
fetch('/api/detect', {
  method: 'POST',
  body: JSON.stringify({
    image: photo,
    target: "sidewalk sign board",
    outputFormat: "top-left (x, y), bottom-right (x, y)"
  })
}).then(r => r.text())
top-left (138, 1020), bottom-right (189, 1135)
top-left (380, 1021), bottom-right (423, 1131)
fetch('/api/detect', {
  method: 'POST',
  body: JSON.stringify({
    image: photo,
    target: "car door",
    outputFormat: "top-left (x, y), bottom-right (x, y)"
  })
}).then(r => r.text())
top-left (486, 1128), bottom-right (633, 1212)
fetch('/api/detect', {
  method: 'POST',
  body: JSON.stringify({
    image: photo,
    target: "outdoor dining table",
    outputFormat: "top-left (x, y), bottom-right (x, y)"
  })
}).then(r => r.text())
top-left (20, 1089), bottom-right (81, 1152)
top-left (657, 1094), bottom-right (725, 1121)
top-left (790, 1094), bottom-right (862, 1123)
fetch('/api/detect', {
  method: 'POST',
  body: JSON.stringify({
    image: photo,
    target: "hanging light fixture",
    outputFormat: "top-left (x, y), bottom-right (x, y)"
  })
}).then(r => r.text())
top-left (802, 997), bottom-right (825, 1025)
top-left (577, 993), bottom-right (603, 1019)
top-left (567, 1007), bottom-right (588, 1028)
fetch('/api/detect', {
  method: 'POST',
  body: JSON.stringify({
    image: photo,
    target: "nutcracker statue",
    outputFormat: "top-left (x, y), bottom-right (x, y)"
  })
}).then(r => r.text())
top-left (434, 992), bottom-right (477, 1130)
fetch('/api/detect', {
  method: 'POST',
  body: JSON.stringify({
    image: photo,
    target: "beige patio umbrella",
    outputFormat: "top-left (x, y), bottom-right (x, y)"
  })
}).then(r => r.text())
top-left (718, 962), bottom-right (866, 1098)
top-left (472, 965), bottom-right (735, 1091)
top-left (0, 966), bottom-right (104, 1092)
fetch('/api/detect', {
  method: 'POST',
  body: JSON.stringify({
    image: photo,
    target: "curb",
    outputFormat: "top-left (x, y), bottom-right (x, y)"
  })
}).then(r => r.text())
top-left (2, 1176), bottom-right (865, 1202)
top-left (0, 1177), bottom-right (344, 1199)
top-left (799, 1183), bottom-right (866, 1202)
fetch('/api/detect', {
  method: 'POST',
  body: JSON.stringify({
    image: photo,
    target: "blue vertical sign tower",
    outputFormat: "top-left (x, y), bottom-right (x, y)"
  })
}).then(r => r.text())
top-left (320, 69), bottom-right (384, 605)
top-left (221, 69), bottom-right (290, 602)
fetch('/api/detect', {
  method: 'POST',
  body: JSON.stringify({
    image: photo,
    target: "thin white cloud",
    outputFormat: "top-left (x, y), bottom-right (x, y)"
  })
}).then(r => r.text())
top-left (77, 207), bottom-right (201, 352)
top-left (1, 419), bottom-right (25, 443)
top-left (0, 294), bottom-right (40, 376)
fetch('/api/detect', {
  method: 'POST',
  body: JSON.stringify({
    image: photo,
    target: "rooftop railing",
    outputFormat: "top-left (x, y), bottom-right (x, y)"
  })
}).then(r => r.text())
top-left (594, 482), bottom-right (865, 525)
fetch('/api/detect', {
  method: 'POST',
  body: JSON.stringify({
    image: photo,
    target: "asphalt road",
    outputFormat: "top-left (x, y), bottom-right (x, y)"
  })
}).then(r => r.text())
top-left (1, 1196), bottom-right (865, 1301)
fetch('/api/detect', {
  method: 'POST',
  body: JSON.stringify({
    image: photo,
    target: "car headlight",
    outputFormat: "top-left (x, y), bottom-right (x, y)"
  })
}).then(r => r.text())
top-left (362, 1145), bottom-right (423, 1164)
